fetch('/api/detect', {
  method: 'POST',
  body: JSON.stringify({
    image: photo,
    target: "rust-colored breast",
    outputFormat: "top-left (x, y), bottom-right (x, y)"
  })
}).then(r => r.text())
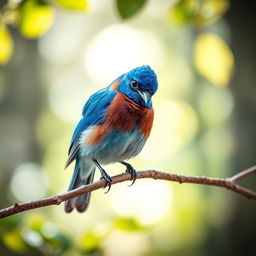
top-left (138, 107), bottom-right (154, 139)
top-left (86, 124), bottom-right (109, 145)
top-left (86, 93), bottom-right (154, 145)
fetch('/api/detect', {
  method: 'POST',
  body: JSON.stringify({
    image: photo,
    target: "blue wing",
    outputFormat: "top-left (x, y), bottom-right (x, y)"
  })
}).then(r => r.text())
top-left (65, 87), bottom-right (117, 168)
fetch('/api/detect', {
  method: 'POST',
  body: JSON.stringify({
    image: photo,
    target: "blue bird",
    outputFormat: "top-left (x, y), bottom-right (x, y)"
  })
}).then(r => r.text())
top-left (65, 65), bottom-right (158, 213)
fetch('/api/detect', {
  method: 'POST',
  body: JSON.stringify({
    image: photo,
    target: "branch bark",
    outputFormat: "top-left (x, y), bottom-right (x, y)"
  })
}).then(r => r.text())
top-left (1, 166), bottom-right (256, 219)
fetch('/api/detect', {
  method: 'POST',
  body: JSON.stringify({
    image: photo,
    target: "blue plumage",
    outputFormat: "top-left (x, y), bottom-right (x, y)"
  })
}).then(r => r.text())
top-left (66, 89), bottom-right (117, 161)
top-left (117, 65), bottom-right (158, 108)
top-left (65, 65), bottom-right (158, 213)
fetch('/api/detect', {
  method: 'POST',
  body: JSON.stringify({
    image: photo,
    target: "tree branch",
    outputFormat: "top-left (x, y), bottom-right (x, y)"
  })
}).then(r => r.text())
top-left (1, 166), bottom-right (256, 219)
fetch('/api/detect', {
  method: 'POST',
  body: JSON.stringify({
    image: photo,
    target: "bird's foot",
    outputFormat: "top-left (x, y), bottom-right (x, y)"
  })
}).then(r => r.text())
top-left (93, 159), bottom-right (112, 193)
top-left (100, 171), bottom-right (112, 193)
top-left (120, 161), bottom-right (137, 186)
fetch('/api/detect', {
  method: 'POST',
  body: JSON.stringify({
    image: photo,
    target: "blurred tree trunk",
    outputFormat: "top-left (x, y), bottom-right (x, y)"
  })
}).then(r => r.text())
top-left (208, 1), bottom-right (256, 256)
top-left (0, 33), bottom-right (44, 208)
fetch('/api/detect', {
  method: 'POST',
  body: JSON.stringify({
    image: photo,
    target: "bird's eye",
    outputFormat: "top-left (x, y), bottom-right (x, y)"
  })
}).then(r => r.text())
top-left (130, 80), bottom-right (139, 89)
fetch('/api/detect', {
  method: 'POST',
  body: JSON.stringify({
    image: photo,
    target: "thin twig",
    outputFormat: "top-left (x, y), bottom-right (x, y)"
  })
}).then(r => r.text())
top-left (0, 166), bottom-right (256, 219)
top-left (228, 165), bottom-right (256, 182)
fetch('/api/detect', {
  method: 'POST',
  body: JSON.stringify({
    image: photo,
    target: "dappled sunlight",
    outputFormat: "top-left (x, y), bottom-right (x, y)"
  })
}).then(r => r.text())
top-left (39, 12), bottom-right (85, 63)
top-left (102, 229), bottom-right (150, 256)
top-left (21, 229), bottom-right (43, 248)
top-left (35, 108), bottom-right (72, 148)
top-left (170, 185), bottom-right (207, 247)
top-left (83, 24), bottom-right (165, 84)
top-left (110, 179), bottom-right (173, 225)
top-left (141, 100), bottom-right (199, 160)
top-left (200, 127), bottom-right (235, 164)
top-left (1, 0), bottom-right (252, 255)
top-left (198, 83), bottom-right (234, 125)
top-left (157, 56), bottom-right (194, 99)
top-left (48, 68), bottom-right (99, 122)
top-left (50, 187), bottom-right (115, 235)
top-left (42, 136), bottom-right (70, 193)
top-left (10, 163), bottom-right (48, 202)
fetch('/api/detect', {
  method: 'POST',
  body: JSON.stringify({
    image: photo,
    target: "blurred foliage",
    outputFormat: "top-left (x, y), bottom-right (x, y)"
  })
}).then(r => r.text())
top-left (0, 0), bottom-right (255, 256)
top-left (1, 214), bottom-right (71, 255)
top-left (0, 0), bottom-right (88, 64)
top-left (0, 0), bottom-right (233, 87)
top-left (79, 231), bottom-right (103, 252)
top-left (194, 33), bottom-right (234, 87)
top-left (0, 22), bottom-right (13, 64)
top-left (19, 0), bottom-right (55, 38)
top-left (114, 217), bottom-right (145, 231)
top-left (2, 229), bottom-right (29, 253)
top-left (0, 214), bottom-right (150, 255)
top-left (53, 0), bottom-right (89, 10)
top-left (169, 0), bottom-right (229, 26)
top-left (116, 0), bottom-right (147, 19)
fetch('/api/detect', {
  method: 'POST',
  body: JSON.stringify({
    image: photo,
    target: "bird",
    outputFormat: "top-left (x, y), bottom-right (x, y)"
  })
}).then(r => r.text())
top-left (64, 65), bottom-right (158, 213)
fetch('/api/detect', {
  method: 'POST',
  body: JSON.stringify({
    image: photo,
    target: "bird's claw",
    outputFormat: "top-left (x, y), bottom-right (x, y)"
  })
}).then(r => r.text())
top-left (123, 163), bottom-right (137, 186)
top-left (93, 159), bottom-right (112, 193)
top-left (100, 175), bottom-right (112, 193)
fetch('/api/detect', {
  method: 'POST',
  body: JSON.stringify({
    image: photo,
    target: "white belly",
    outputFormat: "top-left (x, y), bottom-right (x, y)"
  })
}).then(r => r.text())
top-left (79, 126), bottom-right (146, 165)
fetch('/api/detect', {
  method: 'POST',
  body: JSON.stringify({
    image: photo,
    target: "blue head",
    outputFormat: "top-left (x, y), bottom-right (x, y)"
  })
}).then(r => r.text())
top-left (113, 65), bottom-right (158, 108)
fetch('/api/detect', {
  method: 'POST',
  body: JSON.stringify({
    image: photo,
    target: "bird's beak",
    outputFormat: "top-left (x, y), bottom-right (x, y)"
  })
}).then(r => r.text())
top-left (138, 91), bottom-right (151, 104)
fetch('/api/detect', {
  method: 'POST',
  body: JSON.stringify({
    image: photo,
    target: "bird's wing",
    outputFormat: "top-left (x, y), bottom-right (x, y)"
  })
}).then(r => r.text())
top-left (65, 88), bottom-right (117, 169)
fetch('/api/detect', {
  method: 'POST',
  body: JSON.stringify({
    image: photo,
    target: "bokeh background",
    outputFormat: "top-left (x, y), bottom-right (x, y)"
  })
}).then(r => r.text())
top-left (0, 0), bottom-right (255, 255)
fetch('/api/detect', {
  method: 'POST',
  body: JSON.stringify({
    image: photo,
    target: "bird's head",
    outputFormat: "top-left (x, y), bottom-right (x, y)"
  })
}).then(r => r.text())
top-left (112, 65), bottom-right (158, 108)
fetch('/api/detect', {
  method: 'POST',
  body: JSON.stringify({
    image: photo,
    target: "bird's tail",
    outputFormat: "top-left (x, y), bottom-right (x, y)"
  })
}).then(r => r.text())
top-left (65, 160), bottom-right (95, 213)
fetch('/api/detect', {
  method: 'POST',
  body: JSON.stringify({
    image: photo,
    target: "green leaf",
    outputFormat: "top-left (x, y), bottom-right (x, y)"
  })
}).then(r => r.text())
top-left (46, 233), bottom-right (71, 250)
top-left (0, 216), bottom-right (21, 232)
top-left (53, 0), bottom-right (89, 10)
top-left (116, 0), bottom-right (147, 19)
top-left (169, 0), bottom-right (198, 24)
top-left (0, 23), bottom-right (13, 64)
top-left (80, 231), bottom-right (101, 251)
top-left (19, 0), bottom-right (54, 38)
top-left (169, 0), bottom-right (229, 26)
top-left (114, 218), bottom-right (144, 231)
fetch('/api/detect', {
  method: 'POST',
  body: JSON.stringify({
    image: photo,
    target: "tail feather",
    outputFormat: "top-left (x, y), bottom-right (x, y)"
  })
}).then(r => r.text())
top-left (65, 161), bottom-right (95, 213)
top-left (75, 171), bottom-right (95, 212)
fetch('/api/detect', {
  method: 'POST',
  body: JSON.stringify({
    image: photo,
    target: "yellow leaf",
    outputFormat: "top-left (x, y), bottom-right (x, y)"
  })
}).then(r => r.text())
top-left (2, 230), bottom-right (28, 253)
top-left (54, 0), bottom-right (88, 10)
top-left (194, 33), bottom-right (234, 87)
top-left (0, 24), bottom-right (13, 64)
top-left (19, 0), bottom-right (54, 38)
